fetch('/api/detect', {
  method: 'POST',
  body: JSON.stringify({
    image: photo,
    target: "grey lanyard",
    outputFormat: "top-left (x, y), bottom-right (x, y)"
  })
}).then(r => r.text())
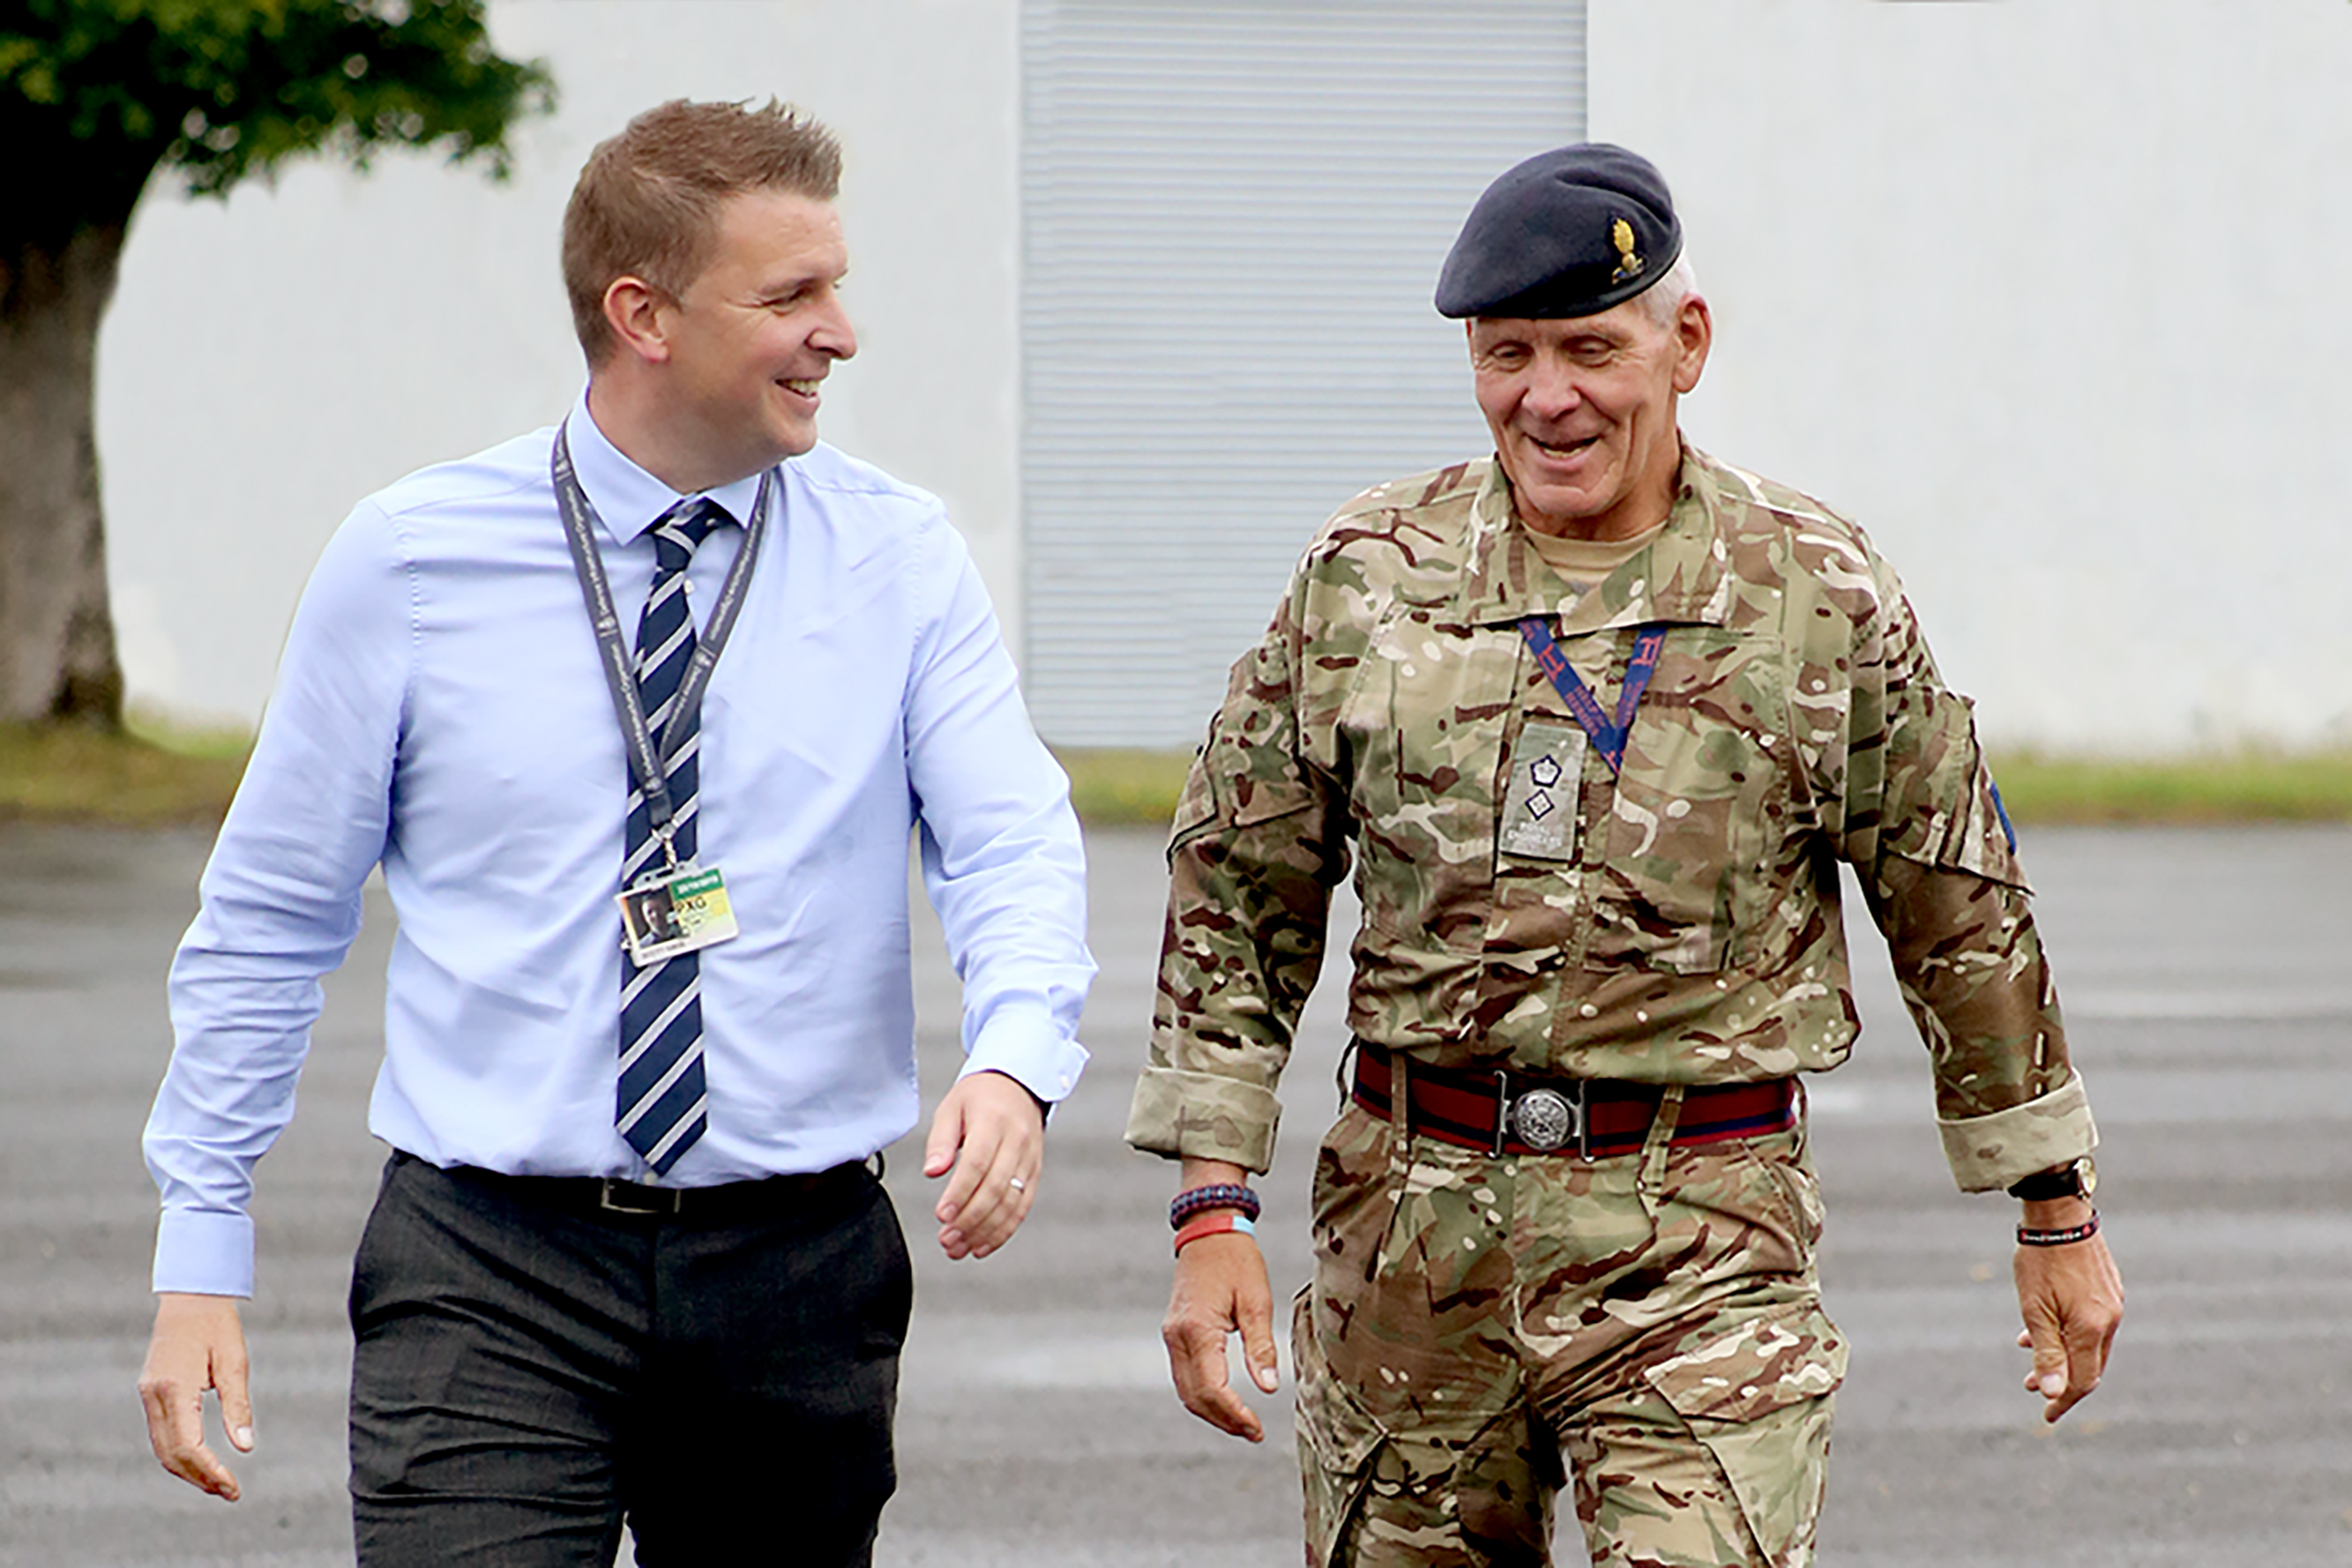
top-left (551, 420), bottom-right (774, 849)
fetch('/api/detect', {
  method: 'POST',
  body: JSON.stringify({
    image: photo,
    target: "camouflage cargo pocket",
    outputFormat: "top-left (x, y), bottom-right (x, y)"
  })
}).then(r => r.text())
top-left (1638, 1303), bottom-right (1847, 1566)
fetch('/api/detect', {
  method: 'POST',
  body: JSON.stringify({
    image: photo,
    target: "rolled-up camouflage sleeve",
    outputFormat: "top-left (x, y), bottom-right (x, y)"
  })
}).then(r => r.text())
top-left (1837, 554), bottom-right (2098, 1194)
top-left (1124, 584), bottom-right (1352, 1171)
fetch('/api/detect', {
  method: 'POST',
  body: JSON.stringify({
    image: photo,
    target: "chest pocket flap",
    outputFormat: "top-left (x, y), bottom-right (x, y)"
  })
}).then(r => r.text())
top-left (1584, 625), bottom-right (1789, 975)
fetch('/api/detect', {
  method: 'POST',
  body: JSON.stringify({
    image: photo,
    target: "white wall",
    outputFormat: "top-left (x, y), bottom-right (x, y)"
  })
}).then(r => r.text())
top-left (1589, 0), bottom-right (2352, 751)
top-left (99, 0), bottom-right (1022, 728)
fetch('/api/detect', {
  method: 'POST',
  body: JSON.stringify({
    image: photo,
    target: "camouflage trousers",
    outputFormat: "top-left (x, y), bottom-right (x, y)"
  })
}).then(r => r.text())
top-left (1293, 1086), bottom-right (1845, 1568)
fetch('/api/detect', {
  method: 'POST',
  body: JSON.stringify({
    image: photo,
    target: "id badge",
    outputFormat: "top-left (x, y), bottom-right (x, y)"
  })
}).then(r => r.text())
top-left (1498, 721), bottom-right (1588, 862)
top-left (617, 862), bottom-right (741, 966)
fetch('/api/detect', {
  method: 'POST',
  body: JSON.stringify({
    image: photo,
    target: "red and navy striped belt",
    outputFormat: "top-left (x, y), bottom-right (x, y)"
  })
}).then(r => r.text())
top-left (1350, 1041), bottom-right (1797, 1159)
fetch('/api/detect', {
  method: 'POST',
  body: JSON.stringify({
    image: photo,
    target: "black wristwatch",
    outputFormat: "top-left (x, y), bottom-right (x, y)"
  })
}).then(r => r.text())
top-left (2007, 1156), bottom-right (2096, 1202)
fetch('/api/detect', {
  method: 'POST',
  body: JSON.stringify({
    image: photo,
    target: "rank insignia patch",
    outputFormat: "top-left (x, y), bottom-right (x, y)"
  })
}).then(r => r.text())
top-left (1499, 721), bottom-right (1588, 862)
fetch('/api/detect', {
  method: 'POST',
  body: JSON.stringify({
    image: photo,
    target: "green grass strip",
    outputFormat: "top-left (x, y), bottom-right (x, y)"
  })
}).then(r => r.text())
top-left (5, 726), bottom-right (2347, 832)
top-left (1986, 750), bottom-right (2352, 825)
top-left (1056, 748), bottom-right (1195, 830)
top-left (0, 721), bottom-right (249, 825)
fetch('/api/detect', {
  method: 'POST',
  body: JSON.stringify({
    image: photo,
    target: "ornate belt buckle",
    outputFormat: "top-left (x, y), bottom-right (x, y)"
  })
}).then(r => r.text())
top-left (1495, 1074), bottom-right (1591, 1157)
top-left (1509, 1087), bottom-right (1577, 1152)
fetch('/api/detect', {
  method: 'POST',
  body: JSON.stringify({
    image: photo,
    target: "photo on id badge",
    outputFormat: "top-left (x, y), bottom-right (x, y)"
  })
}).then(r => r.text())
top-left (618, 864), bottom-right (738, 966)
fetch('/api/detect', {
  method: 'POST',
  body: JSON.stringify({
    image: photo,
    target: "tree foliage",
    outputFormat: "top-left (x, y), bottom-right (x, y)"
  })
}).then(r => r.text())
top-left (0, 1), bottom-right (549, 726)
top-left (1, 0), bottom-right (552, 258)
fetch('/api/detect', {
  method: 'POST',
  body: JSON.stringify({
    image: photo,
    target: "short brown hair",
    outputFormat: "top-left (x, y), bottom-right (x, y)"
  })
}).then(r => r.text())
top-left (562, 99), bottom-right (842, 362)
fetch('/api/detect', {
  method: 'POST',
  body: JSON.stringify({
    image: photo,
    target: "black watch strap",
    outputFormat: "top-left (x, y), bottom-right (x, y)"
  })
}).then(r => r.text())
top-left (2007, 1161), bottom-right (2088, 1202)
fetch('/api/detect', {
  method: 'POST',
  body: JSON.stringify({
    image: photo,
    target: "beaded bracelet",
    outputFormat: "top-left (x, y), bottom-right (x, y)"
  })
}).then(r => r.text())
top-left (1169, 1182), bottom-right (1261, 1230)
top-left (1175, 1212), bottom-right (1257, 1256)
top-left (2016, 1211), bottom-right (2100, 1248)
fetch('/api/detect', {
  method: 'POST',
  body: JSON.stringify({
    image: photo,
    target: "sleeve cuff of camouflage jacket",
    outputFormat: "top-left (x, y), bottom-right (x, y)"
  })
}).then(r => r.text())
top-left (1124, 1066), bottom-right (1283, 1172)
top-left (1937, 1067), bottom-right (2099, 1193)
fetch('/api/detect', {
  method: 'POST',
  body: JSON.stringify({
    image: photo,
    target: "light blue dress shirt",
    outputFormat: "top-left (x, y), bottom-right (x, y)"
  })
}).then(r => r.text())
top-left (145, 394), bottom-right (1095, 1297)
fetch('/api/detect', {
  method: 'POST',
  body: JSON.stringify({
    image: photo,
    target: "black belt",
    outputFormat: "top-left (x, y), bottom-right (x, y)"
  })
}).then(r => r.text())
top-left (435, 1155), bottom-right (871, 1226)
top-left (1351, 1041), bottom-right (1797, 1159)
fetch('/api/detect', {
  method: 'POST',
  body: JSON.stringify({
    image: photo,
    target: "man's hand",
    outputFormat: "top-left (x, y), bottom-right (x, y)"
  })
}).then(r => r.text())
top-left (138, 1292), bottom-right (254, 1501)
top-left (2012, 1198), bottom-right (2124, 1423)
top-left (922, 1069), bottom-right (1045, 1259)
top-left (1160, 1157), bottom-right (1280, 1442)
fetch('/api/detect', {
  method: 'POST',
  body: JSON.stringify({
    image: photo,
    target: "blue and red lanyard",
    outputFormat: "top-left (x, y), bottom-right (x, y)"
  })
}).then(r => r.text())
top-left (1516, 616), bottom-right (1669, 777)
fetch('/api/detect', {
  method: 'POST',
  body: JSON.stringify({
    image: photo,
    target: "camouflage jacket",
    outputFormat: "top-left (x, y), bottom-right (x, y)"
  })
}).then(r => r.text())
top-left (1127, 448), bottom-right (2096, 1193)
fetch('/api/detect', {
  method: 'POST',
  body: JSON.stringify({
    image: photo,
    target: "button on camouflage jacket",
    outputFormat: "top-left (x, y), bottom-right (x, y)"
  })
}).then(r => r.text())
top-left (1127, 448), bottom-right (2096, 1193)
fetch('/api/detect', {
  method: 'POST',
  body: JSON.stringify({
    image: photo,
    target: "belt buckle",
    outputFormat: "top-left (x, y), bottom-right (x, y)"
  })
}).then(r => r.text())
top-left (598, 1178), bottom-right (683, 1217)
top-left (1497, 1072), bottom-right (1590, 1158)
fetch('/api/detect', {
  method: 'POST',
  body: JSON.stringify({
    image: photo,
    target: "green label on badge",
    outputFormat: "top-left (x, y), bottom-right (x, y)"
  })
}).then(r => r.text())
top-left (669, 868), bottom-right (725, 901)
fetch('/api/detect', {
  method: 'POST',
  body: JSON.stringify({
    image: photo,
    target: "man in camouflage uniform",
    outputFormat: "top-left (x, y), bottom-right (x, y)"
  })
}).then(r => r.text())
top-left (1127, 146), bottom-right (2124, 1567)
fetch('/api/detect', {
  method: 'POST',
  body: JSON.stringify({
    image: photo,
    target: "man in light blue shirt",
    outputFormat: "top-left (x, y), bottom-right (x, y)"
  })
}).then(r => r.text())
top-left (137, 99), bottom-right (1094, 1564)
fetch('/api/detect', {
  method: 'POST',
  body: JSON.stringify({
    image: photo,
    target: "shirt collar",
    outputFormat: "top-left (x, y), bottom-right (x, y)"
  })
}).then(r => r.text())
top-left (1456, 444), bottom-right (1735, 632)
top-left (565, 385), bottom-right (769, 545)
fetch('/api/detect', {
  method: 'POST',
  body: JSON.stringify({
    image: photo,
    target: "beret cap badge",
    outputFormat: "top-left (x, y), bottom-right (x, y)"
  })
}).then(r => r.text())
top-left (1609, 217), bottom-right (1644, 284)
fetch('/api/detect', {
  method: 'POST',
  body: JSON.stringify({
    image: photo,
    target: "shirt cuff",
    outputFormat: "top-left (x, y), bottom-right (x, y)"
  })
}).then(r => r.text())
top-left (1937, 1067), bottom-right (2099, 1193)
top-left (1124, 1064), bottom-right (1283, 1173)
top-left (152, 1206), bottom-right (257, 1299)
top-left (959, 1004), bottom-right (1089, 1106)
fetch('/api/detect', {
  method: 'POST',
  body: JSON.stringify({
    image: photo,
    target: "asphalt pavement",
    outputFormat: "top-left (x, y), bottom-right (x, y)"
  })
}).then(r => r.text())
top-left (3, 821), bottom-right (2348, 1567)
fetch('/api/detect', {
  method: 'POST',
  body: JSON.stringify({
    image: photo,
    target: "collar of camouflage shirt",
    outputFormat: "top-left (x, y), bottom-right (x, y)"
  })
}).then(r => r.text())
top-left (1457, 447), bottom-right (1737, 637)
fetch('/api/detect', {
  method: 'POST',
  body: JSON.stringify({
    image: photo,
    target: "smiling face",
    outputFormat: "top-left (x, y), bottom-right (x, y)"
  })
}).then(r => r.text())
top-left (1468, 291), bottom-right (1710, 540)
top-left (649, 188), bottom-right (857, 483)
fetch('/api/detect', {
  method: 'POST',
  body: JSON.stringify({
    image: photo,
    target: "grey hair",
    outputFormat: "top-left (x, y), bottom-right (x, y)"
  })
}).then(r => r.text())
top-left (1636, 249), bottom-right (1699, 329)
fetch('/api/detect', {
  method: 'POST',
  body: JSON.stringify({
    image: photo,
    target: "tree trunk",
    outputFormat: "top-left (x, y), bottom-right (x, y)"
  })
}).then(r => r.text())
top-left (0, 223), bottom-right (128, 726)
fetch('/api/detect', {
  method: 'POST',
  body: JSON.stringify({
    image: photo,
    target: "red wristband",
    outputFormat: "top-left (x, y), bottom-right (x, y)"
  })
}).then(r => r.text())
top-left (1173, 1212), bottom-right (1258, 1256)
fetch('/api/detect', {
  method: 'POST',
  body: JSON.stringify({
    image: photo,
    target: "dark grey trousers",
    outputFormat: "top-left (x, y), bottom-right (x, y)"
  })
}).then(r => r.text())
top-left (347, 1152), bottom-right (910, 1567)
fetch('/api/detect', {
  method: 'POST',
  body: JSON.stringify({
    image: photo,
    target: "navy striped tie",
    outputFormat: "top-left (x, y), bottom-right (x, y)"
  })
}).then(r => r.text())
top-left (617, 498), bottom-right (723, 1174)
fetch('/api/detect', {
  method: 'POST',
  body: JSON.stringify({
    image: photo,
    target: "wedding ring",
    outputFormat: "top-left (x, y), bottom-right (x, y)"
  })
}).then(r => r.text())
top-left (1007, 1176), bottom-right (1027, 1191)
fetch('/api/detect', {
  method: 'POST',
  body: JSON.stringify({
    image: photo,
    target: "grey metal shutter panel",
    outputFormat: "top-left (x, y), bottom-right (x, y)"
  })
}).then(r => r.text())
top-left (1021, 0), bottom-right (1587, 747)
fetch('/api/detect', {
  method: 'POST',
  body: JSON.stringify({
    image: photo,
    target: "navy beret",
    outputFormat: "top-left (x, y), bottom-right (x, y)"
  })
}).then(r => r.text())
top-left (1434, 144), bottom-right (1683, 320)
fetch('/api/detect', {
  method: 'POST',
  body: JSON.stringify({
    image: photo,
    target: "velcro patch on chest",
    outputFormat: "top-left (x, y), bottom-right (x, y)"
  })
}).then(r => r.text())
top-left (1498, 720), bottom-right (1589, 862)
